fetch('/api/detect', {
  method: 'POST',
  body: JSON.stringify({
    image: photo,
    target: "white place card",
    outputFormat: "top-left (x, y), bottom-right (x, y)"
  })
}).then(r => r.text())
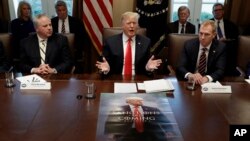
top-left (20, 82), bottom-right (51, 90)
top-left (201, 85), bottom-right (232, 93)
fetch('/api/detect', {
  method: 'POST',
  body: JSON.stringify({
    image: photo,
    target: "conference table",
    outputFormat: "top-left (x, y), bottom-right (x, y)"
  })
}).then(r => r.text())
top-left (0, 73), bottom-right (250, 141)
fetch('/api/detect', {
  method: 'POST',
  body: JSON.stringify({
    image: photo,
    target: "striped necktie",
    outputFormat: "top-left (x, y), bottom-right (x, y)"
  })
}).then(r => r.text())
top-left (198, 48), bottom-right (207, 75)
top-left (61, 20), bottom-right (65, 34)
top-left (40, 40), bottom-right (46, 64)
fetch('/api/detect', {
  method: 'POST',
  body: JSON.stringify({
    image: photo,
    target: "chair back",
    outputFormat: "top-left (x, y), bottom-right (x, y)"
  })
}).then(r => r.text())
top-left (62, 33), bottom-right (75, 73)
top-left (167, 33), bottom-right (198, 71)
top-left (62, 33), bottom-right (75, 58)
top-left (237, 36), bottom-right (250, 73)
top-left (102, 27), bottom-right (146, 42)
top-left (0, 33), bottom-right (12, 60)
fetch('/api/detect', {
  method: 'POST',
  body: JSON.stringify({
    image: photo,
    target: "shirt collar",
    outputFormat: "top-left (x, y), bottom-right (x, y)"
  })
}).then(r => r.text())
top-left (122, 33), bottom-right (135, 43)
top-left (200, 42), bottom-right (212, 51)
top-left (37, 35), bottom-right (47, 42)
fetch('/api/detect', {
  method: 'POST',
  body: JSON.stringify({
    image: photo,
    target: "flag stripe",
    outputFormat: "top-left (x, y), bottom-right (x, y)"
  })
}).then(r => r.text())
top-left (84, 1), bottom-right (103, 33)
top-left (83, 0), bottom-right (113, 54)
top-left (83, 14), bottom-right (102, 54)
top-left (98, 0), bottom-right (113, 27)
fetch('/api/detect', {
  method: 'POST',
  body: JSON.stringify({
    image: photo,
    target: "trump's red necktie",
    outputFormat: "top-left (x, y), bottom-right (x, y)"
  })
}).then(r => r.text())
top-left (124, 38), bottom-right (132, 75)
top-left (134, 106), bottom-right (144, 133)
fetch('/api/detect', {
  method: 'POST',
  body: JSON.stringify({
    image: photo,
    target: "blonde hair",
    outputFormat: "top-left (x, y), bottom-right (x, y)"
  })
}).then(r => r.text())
top-left (200, 20), bottom-right (216, 33)
top-left (121, 12), bottom-right (140, 24)
top-left (17, 1), bottom-right (32, 19)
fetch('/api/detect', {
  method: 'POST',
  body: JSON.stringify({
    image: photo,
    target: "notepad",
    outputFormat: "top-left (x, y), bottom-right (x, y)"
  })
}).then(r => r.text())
top-left (143, 79), bottom-right (174, 93)
top-left (114, 83), bottom-right (137, 93)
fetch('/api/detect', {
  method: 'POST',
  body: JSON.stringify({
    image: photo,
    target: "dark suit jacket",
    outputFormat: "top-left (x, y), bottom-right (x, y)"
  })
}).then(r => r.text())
top-left (20, 33), bottom-right (73, 73)
top-left (102, 33), bottom-right (151, 75)
top-left (166, 21), bottom-right (195, 34)
top-left (0, 41), bottom-right (9, 72)
top-left (51, 15), bottom-right (87, 61)
top-left (210, 18), bottom-right (239, 40)
top-left (10, 18), bottom-right (35, 58)
top-left (51, 16), bottom-right (84, 34)
top-left (105, 105), bottom-right (173, 141)
top-left (177, 38), bottom-right (227, 81)
top-left (246, 62), bottom-right (250, 76)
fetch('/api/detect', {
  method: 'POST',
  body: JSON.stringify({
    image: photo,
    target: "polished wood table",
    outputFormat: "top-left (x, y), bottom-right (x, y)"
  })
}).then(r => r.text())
top-left (0, 73), bottom-right (250, 141)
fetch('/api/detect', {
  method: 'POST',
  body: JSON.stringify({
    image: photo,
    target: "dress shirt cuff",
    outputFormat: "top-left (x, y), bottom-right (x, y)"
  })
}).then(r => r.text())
top-left (31, 68), bottom-right (35, 73)
top-left (185, 72), bottom-right (191, 79)
top-left (206, 75), bottom-right (213, 82)
top-left (53, 68), bottom-right (57, 74)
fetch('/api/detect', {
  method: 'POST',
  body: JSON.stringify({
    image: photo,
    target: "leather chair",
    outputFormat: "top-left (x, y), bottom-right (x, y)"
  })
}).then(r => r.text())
top-left (102, 27), bottom-right (146, 42)
top-left (167, 33), bottom-right (198, 74)
top-left (236, 35), bottom-right (250, 77)
top-left (62, 33), bottom-right (76, 73)
top-left (0, 33), bottom-right (12, 60)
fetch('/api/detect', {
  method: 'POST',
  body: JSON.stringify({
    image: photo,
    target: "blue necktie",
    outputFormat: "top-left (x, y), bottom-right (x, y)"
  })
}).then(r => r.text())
top-left (217, 21), bottom-right (223, 39)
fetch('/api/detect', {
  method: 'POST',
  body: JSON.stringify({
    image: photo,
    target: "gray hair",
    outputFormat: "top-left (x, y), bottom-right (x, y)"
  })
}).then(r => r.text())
top-left (17, 1), bottom-right (32, 19)
top-left (213, 3), bottom-right (224, 11)
top-left (55, 0), bottom-right (68, 10)
top-left (178, 6), bottom-right (190, 15)
top-left (33, 14), bottom-right (48, 28)
top-left (121, 12), bottom-right (140, 23)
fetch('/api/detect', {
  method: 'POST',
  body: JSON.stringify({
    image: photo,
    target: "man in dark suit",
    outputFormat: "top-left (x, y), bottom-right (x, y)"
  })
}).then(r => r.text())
top-left (96, 12), bottom-right (162, 76)
top-left (104, 97), bottom-right (175, 141)
top-left (166, 6), bottom-right (195, 34)
top-left (20, 14), bottom-right (73, 74)
top-left (0, 41), bottom-right (9, 72)
top-left (51, 0), bottom-right (87, 73)
top-left (177, 20), bottom-right (227, 84)
top-left (211, 3), bottom-right (239, 76)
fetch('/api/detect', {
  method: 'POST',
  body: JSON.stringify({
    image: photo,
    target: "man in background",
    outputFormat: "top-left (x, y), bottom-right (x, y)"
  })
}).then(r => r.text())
top-left (20, 14), bottom-right (73, 74)
top-left (51, 0), bottom-right (87, 73)
top-left (211, 3), bottom-right (239, 76)
top-left (166, 6), bottom-right (195, 34)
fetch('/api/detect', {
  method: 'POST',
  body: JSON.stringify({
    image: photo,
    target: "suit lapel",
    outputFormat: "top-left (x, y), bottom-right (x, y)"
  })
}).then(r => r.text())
top-left (135, 35), bottom-right (142, 68)
top-left (45, 37), bottom-right (54, 64)
top-left (207, 40), bottom-right (217, 68)
top-left (33, 36), bottom-right (42, 65)
top-left (118, 34), bottom-right (124, 59)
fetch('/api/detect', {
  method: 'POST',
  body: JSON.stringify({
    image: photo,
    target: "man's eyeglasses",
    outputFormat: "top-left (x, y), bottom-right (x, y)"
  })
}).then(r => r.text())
top-left (213, 9), bottom-right (223, 12)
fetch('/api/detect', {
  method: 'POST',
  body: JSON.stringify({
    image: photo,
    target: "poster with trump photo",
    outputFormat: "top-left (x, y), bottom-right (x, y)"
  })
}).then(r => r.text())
top-left (96, 93), bottom-right (183, 141)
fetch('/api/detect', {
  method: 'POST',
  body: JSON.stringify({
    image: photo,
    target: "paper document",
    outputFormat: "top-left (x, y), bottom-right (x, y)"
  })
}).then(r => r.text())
top-left (137, 83), bottom-right (145, 90)
top-left (245, 79), bottom-right (250, 84)
top-left (114, 83), bottom-right (137, 93)
top-left (143, 79), bottom-right (174, 93)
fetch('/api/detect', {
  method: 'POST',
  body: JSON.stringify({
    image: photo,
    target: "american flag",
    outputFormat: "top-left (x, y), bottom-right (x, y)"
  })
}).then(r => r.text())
top-left (83, 0), bottom-right (113, 54)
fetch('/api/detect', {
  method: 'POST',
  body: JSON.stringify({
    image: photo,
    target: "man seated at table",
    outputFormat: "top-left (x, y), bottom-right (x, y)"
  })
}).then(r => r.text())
top-left (176, 20), bottom-right (227, 85)
top-left (96, 12), bottom-right (162, 76)
top-left (20, 14), bottom-right (73, 74)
